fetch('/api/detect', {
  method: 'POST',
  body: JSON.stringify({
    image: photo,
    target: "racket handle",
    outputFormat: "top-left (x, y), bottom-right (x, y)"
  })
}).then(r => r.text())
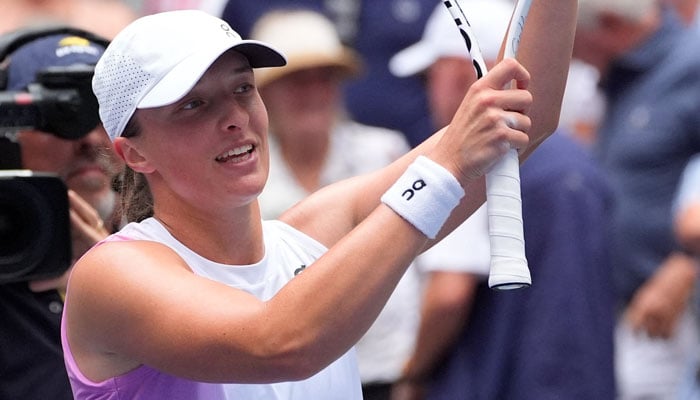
top-left (486, 149), bottom-right (531, 289)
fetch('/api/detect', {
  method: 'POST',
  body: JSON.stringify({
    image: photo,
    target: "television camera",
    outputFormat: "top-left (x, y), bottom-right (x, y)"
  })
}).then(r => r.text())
top-left (0, 26), bottom-right (107, 283)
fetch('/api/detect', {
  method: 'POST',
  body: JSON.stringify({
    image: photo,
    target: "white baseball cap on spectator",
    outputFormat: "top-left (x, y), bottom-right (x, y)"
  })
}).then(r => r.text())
top-left (389, 0), bottom-right (512, 77)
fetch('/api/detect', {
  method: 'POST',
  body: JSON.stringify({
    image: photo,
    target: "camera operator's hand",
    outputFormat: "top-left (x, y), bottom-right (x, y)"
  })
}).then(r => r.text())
top-left (66, 189), bottom-right (111, 256)
top-left (28, 268), bottom-right (72, 294)
top-left (29, 190), bottom-right (111, 293)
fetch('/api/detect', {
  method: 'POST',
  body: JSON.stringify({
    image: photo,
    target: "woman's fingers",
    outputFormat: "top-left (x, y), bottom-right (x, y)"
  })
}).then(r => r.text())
top-left (429, 58), bottom-right (533, 184)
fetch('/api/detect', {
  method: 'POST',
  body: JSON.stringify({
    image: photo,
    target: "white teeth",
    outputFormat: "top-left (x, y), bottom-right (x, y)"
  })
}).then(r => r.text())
top-left (216, 144), bottom-right (253, 161)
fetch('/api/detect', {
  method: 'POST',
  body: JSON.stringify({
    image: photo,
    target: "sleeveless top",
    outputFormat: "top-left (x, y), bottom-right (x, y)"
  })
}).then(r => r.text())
top-left (62, 218), bottom-right (361, 399)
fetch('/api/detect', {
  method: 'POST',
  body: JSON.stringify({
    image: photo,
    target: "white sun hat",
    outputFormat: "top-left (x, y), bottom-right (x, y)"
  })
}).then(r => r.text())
top-left (389, 0), bottom-right (512, 77)
top-left (249, 9), bottom-right (362, 88)
top-left (92, 9), bottom-right (287, 141)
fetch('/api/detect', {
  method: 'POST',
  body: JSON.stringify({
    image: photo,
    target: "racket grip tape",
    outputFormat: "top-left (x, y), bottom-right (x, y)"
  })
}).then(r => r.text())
top-left (486, 149), bottom-right (531, 289)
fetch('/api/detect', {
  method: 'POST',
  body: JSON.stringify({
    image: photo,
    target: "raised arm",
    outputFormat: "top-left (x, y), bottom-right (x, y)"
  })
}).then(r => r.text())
top-left (287, 0), bottom-right (577, 245)
top-left (514, 0), bottom-right (578, 153)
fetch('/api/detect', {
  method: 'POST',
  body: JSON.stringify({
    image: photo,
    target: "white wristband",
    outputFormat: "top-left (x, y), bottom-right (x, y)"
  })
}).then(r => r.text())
top-left (381, 156), bottom-right (465, 238)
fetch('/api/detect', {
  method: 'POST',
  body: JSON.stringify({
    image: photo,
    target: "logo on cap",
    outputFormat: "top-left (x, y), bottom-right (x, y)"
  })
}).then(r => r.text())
top-left (56, 36), bottom-right (100, 58)
top-left (219, 23), bottom-right (240, 39)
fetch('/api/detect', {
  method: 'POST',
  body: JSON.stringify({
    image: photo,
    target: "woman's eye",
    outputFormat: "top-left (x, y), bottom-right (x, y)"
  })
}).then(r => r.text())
top-left (182, 99), bottom-right (204, 110)
top-left (234, 83), bottom-right (254, 94)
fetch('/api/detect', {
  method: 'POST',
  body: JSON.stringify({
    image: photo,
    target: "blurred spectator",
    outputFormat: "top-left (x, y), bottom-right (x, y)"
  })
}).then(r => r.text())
top-left (390, 1), bottom-right (617, 399)
top-left (249, 8), bottom-right (409, 218)
top-left (574, 0), bottom-right (700, 398)
top-left (662, 0), bottom-right (700, 25)
top-left (358, 204), bottom-right (491, 400)
top-left (0, 27), bottom-right (121, 399)
top-left (220, 0), bottom-right (438, 148)
top-left (559, 58), bottom-right (606, 147)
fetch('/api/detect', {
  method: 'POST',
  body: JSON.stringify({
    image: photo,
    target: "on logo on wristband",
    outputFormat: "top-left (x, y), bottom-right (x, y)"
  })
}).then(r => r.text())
top-left (381, 156), bottom-right (464, 238)
top-left (402, 179), bottom-right (427, 200)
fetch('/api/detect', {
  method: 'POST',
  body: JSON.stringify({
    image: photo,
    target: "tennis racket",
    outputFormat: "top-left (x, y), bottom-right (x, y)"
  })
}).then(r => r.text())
top-left (442, 0), bottom-right (533, 290)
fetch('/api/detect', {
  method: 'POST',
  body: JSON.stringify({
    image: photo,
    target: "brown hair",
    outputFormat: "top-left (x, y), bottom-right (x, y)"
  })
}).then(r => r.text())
top-left (115, 115), bottom-right (154, 223)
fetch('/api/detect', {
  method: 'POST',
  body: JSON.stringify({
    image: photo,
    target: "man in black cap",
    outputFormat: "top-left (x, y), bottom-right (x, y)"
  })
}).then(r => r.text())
top-left (0, 28), bottom-right (121, 399)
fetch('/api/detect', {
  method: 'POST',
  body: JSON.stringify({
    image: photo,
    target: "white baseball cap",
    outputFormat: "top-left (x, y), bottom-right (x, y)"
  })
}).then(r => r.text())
top-left (93, 10), bottom-right (287, 141)
top-left (389, 0), bottom-right (512, 77)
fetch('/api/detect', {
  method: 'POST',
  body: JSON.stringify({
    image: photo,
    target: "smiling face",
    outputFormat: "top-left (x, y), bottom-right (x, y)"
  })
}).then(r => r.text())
top-left (115, 50), bottom-right (271, 215)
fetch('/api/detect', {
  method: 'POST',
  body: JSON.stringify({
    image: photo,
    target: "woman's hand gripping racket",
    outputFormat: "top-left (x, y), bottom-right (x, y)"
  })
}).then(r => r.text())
top-left (443, 0), bottom-right (533, 289)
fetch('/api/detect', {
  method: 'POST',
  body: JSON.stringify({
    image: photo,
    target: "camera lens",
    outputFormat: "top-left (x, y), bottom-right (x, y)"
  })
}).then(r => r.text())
top-left (0, 179), bottom-right (51, 280)
top-left (0, 174), bottom-right (71, 283)
top-left (0, 201), bottom-right (35, 258)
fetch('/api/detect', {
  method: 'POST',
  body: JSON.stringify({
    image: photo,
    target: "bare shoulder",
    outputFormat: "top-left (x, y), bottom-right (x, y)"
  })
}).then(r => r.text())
top-left (66, 239), bottom-right (189, 304)
top-left (65, 239), bottom-right (274, 382)
top-left (64, 241), bottom-right (192, 378)
top-left (66, 240), bottom-right (198, 332)
top-left (69, 240), bottom-right (191, 290)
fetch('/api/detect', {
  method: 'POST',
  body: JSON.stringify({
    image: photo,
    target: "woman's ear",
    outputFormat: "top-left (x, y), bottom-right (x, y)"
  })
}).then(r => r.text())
top-left (114, 137), bottom-right (155, 174)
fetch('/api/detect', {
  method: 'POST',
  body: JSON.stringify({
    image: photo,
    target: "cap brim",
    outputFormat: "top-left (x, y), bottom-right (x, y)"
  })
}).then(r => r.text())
top-left (138, 39), bottom-right (285, 108)
top-left (389, 41), bottom-right (435, 78)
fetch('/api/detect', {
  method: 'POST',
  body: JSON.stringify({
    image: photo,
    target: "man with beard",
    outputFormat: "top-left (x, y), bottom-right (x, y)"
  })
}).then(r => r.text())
top-left (0, 28), bottom-right (121, 399)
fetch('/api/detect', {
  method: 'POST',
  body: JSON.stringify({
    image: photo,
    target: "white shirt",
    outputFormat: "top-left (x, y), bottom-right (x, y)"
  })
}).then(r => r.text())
top-left (118, 218), bottom-right (363, 399)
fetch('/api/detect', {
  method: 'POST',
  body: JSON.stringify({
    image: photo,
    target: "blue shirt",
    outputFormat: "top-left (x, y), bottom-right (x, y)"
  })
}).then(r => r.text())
top-left (595, 11), bottom-right (700, 304)
top-left (427, 133), bottom-right (616, 400)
